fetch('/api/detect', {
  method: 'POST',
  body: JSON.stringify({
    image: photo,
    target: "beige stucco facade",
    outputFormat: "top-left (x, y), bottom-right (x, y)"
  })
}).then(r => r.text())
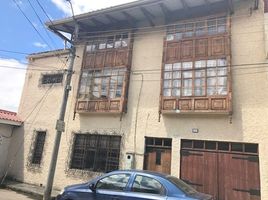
top-left (5, 0), bottom-right (268, 199)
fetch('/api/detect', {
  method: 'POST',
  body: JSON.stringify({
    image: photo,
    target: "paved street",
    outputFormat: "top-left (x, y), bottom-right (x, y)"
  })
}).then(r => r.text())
top-left (0, 189), bottom-right (35, 200)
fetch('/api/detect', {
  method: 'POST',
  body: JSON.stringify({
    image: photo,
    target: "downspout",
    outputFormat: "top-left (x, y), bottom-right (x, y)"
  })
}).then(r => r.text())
top-left (131, 72), bottom-right (144, 169)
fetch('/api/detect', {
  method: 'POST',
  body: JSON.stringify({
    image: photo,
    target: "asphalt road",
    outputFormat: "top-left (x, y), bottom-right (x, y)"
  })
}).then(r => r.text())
top-left (0, 189), bottom-right (35, 200)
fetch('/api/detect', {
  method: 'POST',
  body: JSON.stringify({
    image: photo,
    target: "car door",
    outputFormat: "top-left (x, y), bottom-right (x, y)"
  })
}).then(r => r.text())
top-left (94, 173), bottom-right (132, 200)
top-left (123, 174), bottom-right (167, 200)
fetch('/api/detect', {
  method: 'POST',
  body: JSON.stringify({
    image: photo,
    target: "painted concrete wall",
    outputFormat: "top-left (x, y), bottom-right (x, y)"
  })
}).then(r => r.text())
top-left (6, 0), bottom-right (268, 199)
top-left (0, 124), bottom-right (13, 179)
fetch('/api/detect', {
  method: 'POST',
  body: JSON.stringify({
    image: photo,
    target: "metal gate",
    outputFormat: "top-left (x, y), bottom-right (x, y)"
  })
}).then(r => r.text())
top-left (180, 140), bottom-right (260, 200)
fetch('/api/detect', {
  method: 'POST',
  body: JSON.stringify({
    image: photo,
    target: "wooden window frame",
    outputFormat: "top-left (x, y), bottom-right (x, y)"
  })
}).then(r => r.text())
top-left (181, 139), bottom-right (259, 155)
top-left (163, 59), bottom-right (228, 98)
top-left (76, 32), bottom-right (133, 113)
top-left (85, 33), bottom-right (129, 53)
top-left (145, 137), bottom-right (172, 149)
top-left (161, 15), bottom-right (231, 114)
top-left (79, 67), bottom-right (126, 100)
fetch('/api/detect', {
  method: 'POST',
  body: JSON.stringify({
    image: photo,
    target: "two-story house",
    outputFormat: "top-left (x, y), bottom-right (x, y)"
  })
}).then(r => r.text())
top-left (5, 0), bottom-right (268, 199)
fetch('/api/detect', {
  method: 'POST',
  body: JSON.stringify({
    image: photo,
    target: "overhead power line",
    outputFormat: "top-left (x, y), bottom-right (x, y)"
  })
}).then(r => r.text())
top-left (26, 0), bottom-right (59, 50)
top-left (0, 65), bottom-right (64, 72)
top-left (0, 49), bottom-right (30, 55)
top-left (12, 0), bottom-right (68, 68)
top-left (12, 0), bottom-right (52, 50)
top-left (34, 0), bottom-right (54, 25)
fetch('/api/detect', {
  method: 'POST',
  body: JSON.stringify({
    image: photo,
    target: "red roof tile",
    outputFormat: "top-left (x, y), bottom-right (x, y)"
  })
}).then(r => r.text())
top-left (0, 109), bottom-right (22, 123)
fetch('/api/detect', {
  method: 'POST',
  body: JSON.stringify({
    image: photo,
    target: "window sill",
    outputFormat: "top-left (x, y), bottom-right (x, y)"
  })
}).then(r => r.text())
top-left (161, 109), bottom-right (231, 115)
top-left (76, 99), bottom-right (125, 113)
top-left (77, 110), bottom-right (123, 114)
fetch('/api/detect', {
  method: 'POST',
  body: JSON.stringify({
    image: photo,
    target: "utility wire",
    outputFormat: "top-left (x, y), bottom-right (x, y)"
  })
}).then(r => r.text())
top-left (12, 0), bottom-right (68, 67)
top-left (12, 0), bottom-right (52, 50)
top-left (34, 0), bottom-right (54, 25)
top-left (0, 55), bottom-right (70, 185)
top-left (0, 50), bottom-right (70, 71)
top-left (34, 0), bottom-right (72, 49)
top-left (1, 62), bottom-right (268, 73)
top-left (0, 65), bottom-right (64, 72)
top-left (0, 49), bottom-right (29, 55)
top-left (26, 0), bottom-right (59, 49)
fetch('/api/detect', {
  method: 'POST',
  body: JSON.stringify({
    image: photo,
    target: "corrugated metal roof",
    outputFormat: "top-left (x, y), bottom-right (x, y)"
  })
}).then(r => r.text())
top-left (0, 109), bottom-right (22, 123)
top-left (47, 0), bottom-right (228, 34)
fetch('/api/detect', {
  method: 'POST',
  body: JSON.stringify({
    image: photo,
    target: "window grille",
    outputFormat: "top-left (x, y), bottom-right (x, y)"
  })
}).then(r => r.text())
top-left (41, 73), bottom-right (63, 84)
top-left (71, 134), bottom-right (121, 172)
top-left (31, 131), bottom-right (46, 165)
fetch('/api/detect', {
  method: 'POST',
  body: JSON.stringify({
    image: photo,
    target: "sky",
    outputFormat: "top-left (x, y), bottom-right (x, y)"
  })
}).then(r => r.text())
top-left (0, 0), bottom-right (136, 112)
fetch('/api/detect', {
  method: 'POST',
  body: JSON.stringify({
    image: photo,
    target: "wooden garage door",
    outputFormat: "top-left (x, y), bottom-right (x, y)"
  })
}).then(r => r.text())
top-left (180, 140), bottom-right (260, 200)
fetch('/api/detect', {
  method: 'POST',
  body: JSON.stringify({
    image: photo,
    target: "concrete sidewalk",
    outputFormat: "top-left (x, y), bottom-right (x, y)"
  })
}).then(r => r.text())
top-left (2, 179), bottom-right (60, 200)
top-left (0, 188), bottom-right (36, 200)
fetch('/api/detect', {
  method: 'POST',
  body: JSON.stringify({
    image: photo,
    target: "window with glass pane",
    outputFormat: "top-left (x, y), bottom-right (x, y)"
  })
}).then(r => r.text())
top-left (86, 33), bottom-right (129, 52)
top-left (96, 174), bottom-right (131, 191)
top-left (162, 58), bottom-right (228, 97)
top-left (207, 59), bottom-right (228, 96)
top-left (131, 175), bottom-right (165, 195)
top-left (166, 16), bottom-right (227, 41)
top-left (71, 134), bottom-right (121, 172)
top-left (79, 67), bottom-right (126, 100)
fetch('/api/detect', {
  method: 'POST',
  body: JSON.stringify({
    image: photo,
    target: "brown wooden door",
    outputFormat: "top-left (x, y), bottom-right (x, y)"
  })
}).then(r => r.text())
top-left (180, 150), bottom-right (218, 199)
top-left (180, 150), bottom-right (261, 200)
top-left (218, 153), bottom-right (260, 200)
top-left (144, 149), bottom-right (171, 174)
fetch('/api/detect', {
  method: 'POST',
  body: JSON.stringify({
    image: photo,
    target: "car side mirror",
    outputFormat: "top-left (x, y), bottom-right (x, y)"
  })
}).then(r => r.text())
top-left (89, 183), bottom-right (96, 192)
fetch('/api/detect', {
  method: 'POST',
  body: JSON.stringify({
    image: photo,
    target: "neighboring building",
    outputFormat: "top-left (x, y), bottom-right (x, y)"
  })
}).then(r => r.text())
top-left (5, 0), bottom-right (268, 200)
top-left (0, 109), bottom-right (22, 180)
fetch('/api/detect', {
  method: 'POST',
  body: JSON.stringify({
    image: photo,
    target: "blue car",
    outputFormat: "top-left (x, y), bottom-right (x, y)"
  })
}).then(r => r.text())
top-left (57, 170), bottom-right (212, 200)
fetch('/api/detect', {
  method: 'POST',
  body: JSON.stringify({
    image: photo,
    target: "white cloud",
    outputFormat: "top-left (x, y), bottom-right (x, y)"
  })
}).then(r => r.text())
top-left (33, 42), bottom-right (48, 48)
top-left (0, 58), bottom-right (26, 112)
top-left (51, 0), bottom-right (137, 16)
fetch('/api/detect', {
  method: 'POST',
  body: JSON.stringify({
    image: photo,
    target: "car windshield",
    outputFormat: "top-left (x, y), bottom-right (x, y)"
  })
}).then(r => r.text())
top-left (166, 176), bottom-right (198, 195)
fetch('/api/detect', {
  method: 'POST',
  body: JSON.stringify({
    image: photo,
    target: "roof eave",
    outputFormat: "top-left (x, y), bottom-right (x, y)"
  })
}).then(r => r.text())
top-left (46, 0), bottom-right (161, 27)
top-left (0, 119), bottom-right (22, 126)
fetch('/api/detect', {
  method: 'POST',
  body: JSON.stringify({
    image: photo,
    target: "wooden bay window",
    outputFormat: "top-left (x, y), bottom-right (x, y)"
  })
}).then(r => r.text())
top-left (161, 16), bottom-right (231, 113)
top-left (76, 33), bottom-right (133, 113)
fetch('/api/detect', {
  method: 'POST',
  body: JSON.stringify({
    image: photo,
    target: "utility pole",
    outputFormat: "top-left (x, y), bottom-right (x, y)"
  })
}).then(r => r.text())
top-left (43, 1), bottom-right (78, 199)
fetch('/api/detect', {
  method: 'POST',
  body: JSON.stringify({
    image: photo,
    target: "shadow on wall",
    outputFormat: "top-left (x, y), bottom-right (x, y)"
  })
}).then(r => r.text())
top-left (162, 108), bottom-right (243, 142)
top-left (2, 125), bottom-right (25, 183)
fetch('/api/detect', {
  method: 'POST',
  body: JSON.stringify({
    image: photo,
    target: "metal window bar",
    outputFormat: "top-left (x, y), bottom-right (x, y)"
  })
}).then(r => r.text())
top-left (71, 134), bottom-right (121, 172)
top-left (32, 131), bottom-right (46, 165)
top-left (42, 73), bottom-right (63, 84)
